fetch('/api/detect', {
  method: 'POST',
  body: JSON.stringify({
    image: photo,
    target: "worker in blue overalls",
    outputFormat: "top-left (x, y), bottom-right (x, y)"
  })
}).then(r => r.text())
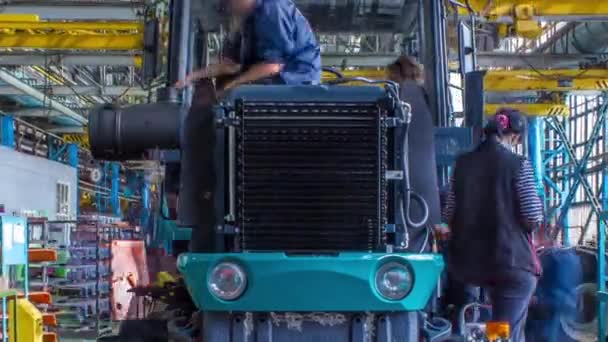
top-left (442, 109), bottom-right (544, 342)
top-left (176, 0), bottom-right (321, 89)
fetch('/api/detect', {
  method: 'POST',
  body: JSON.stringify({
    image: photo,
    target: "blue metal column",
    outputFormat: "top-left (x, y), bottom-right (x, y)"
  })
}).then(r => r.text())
top-left (111, 162), bottom-right (120, 217)
top-left (598, 104), bottom-right (608, 342)
top-left (528, 118), bottom-right (545, 205)
top-left (67, 144), bottom-right (79, 216)
top-left (141, 174), bottom-right (151, 231)
top-left (0, 115), bottom-right (14, 148)
top-left (561, 119), bottom-right (571, 245)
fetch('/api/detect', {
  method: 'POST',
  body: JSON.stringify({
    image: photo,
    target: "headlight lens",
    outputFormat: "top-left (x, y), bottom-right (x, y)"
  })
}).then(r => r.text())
top-left (375, 262), bottom-right (413, 300)
top-left (208, 262), bottom-right (247, 301)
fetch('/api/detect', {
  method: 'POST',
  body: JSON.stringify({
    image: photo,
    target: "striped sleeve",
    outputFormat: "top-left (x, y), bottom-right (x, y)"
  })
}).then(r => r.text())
top-left (515, 159), bottom-right (544, 230)
top-left (441, 173), bottom-right (456, 224)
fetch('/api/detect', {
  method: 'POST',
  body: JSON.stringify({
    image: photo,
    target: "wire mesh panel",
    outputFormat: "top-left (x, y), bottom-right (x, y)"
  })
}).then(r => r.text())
top-left (235, 101), bottom-right (388, 251)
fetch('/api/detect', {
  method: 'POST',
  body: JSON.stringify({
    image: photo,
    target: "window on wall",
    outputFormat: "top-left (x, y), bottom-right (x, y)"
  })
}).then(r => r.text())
top-left (56, 182), bottom-right (70, 217)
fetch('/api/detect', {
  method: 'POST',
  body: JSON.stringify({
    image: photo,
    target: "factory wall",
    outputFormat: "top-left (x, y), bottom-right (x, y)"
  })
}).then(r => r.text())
top-left (0, 146), bottom-right (77, 220)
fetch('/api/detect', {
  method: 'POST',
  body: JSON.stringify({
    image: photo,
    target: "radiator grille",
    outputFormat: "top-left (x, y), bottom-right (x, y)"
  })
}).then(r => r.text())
top-left (236, 101), bottom-right (388, 251)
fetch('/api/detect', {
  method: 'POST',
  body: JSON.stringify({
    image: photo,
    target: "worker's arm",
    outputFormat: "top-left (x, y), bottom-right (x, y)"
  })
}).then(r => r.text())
top-left (176, 62), bottom-right (241, 88)
top-left (515, 159), bottom-right (544, 232)
top-left (222, 63), bottom-right (283, 90)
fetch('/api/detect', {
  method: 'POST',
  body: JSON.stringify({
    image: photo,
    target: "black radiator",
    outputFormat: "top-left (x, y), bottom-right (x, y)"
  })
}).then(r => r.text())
top-left (235, 101), bottom-right (388, 251)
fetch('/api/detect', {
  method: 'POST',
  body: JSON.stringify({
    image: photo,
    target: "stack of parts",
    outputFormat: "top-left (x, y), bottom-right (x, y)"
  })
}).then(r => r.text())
top-left (27, 217), bottom-right (59, 342)
top-left (31, 216), bottom-right (117, 339)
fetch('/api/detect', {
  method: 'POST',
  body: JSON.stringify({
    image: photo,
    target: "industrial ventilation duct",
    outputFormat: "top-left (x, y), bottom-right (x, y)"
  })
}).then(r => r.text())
top-left (541, 22), bottom-right (608, 54)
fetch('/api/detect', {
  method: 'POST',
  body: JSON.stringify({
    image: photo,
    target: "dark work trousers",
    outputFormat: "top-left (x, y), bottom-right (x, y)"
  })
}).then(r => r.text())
top-left (485, 270), bottom-right (538, 342)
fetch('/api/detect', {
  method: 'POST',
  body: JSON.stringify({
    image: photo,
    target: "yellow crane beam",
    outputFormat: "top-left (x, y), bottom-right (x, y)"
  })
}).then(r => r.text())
top-left (0, 16), bottom-right (144, 50)
top-left (0, 33), bottom-right (142, 50)
top-left (455, 1), bottom-right (608, 38)
top-left (0, 21), bottom-right (144, 32)
top-left (484, 69), bottom-right (608, 92)
top-left (484, 103), bottom-right (569, 117)
top-left (457, 1), bottom-right (608, 20)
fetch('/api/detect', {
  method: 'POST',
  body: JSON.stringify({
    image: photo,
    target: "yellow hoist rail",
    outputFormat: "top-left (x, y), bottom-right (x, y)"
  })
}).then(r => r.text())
top-left (0, 14), bottom-right (144, 50)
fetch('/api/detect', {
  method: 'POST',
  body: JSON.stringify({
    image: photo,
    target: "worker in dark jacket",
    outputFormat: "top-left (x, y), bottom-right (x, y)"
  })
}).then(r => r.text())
top-left (442, 108), bottom-right (544, 342)
top-left (387, 56), bottom-right (441, 253)
top-left (176, 0), bottom-right (321, 89)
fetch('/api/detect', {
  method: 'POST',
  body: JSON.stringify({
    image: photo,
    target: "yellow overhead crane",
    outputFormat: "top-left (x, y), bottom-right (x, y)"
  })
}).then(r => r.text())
top-left (453, 1), bottom-right (608, 39)
top-left (457, 1), bottom-right (608, 19)
top-left (0, 14), bottom-right (144, 51)
top-left (484, 69), bottom-right (608, 92)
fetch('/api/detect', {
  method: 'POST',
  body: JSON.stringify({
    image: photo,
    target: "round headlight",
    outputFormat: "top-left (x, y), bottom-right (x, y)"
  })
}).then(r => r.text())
top-left (208, 262), bottom-right (247, 301)
top-left (375, 262), bottom-right (413, 300)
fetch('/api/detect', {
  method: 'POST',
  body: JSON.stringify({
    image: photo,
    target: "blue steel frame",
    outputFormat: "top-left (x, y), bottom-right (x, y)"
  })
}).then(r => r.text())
top-left (0, 115), bottom-right (15, 149)
top-left (533, 94), bottom-right (608, 341)
top-left (528, 117), bottom-right (546, 215)
top-left (540, 97), bottom-right (607, 246)
top-left (598, 96), bottom-right (608, 342)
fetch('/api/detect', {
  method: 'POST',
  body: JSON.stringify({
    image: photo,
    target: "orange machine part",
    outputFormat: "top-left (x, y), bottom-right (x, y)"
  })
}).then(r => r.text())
top-left (42, 313), bottom-right (57, 327)
top-left (42, 332), bottom-right (58, 342)
top-left (28, 249), bottom-right (58, 263)
top-left (26, 292), bottom-right (52, 305)
top-left (111, 240), bottom-right (150, 320)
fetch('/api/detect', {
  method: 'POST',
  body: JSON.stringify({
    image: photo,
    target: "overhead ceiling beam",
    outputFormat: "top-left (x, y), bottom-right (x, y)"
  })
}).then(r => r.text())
top-left (0, 4), bottom-right (143, 21)
top-left (0, 69), bottom-right (86, 125)
top-left (11, 108), bottom-right (65, 117)
top-left (47, 126), bottom-right (85, 134)
top-left (0, 54), bottom-right (140, 67)
top-left (322, 54), bottom-right (398, 67)
top-left (0, 85), bottom-right (148, 97)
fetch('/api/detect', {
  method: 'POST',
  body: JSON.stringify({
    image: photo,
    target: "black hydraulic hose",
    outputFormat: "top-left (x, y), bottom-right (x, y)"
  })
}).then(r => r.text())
top-left (396, 89), bottom-right (429, 229)
top-left (321, 67), bottom-right (345, 79)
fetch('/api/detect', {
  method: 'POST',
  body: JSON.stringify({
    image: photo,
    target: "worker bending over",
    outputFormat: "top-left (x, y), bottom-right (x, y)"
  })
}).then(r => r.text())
top-left (177, 0), bottom-right (321, 89)
top-left (442, 109), bottom-right (544, 342)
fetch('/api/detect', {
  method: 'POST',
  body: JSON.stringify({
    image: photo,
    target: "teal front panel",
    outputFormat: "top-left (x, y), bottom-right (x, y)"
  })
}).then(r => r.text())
top-left (177, 252), bottom-right (444, 312)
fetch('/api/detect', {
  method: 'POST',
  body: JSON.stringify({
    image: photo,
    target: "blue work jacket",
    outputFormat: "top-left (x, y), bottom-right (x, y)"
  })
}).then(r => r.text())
top-left (226, 0), bottom-right (321, 85)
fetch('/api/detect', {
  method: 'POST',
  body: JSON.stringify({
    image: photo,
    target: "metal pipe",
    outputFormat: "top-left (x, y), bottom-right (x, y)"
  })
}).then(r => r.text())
top-left (421, 0), bottom-right (450, 127)
top-left (0, 69), bottom-right (86, 125)
top-left (167, 0), bottom-right (191, 87)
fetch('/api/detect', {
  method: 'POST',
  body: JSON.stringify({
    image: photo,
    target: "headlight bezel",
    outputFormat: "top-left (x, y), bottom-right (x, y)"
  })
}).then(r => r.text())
top-left (207, 261), bottom-right (248, 301)
top-left (374, 260), bottom-right (414, 301)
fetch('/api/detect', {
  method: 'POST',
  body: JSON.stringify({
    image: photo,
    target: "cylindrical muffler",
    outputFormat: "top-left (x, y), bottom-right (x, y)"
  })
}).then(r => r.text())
top-left (89, 103), bottom-right (183, 160)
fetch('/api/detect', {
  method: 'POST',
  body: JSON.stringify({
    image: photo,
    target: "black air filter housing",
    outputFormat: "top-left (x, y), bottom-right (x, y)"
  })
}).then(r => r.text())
top-left (223, 86), bottom-right (392, 252)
